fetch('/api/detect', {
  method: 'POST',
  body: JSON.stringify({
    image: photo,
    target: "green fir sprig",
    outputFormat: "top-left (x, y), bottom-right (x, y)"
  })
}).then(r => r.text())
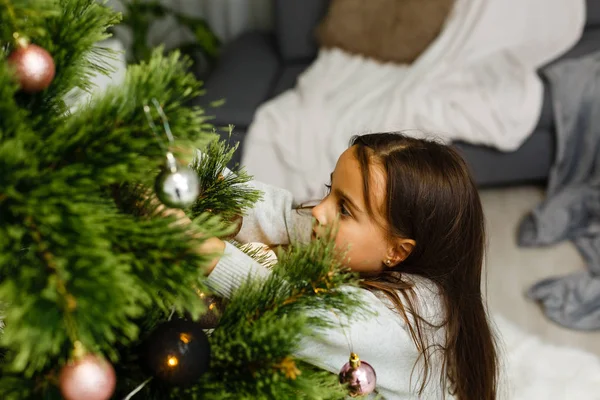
top-left (190, 133), bottom-right (263, 222)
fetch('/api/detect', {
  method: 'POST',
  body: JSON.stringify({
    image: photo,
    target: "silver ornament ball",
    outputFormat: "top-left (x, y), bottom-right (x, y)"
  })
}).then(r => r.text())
top-left (155, 165), bottom-right (200, 209)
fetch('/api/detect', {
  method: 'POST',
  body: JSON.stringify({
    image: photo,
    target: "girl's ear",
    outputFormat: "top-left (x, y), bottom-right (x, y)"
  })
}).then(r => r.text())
top-left (385, 238), bottom-right (415, 268)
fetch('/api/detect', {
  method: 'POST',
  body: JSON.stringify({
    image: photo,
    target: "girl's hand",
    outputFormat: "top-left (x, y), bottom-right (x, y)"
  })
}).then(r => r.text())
top-left (195, 236), bottom-right (226, 275)
top-left (149, 192), bottom-right (226, 275)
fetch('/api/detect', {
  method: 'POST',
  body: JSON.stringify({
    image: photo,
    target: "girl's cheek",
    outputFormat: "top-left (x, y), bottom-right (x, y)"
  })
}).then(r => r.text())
top-left (333, 246), bottom-right (352, 267)
top-left (333, 230), bottom-right (352, 256)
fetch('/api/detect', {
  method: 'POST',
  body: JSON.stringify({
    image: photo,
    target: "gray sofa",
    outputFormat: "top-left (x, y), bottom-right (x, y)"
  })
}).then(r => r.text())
top-left (194, 0), bottom-right (600, 186)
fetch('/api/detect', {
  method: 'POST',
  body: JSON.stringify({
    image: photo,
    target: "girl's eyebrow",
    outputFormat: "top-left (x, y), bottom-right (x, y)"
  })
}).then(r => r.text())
top-left (330, 172), bottom-right (363, 213)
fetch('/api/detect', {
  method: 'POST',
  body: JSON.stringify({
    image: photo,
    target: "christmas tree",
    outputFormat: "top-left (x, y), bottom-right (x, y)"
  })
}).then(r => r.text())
top-left (0, 0), bottom-right (364, 399)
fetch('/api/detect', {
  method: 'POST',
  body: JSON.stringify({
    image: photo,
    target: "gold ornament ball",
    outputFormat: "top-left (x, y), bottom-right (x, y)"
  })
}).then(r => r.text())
top-left (59, 354), bottom-right (116, 400)
top-left (7, 43), bottom-right (56, 93)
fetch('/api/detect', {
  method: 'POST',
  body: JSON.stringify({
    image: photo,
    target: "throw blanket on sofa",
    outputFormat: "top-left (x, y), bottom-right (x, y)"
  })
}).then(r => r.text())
top-left (241, 0), bottom-right (584, 203)
top-left (518, 51), bottom-right (600, 330)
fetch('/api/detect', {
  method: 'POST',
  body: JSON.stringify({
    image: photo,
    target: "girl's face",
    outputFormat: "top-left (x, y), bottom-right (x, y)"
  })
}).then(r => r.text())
top-left (312, 146), bottom-right (408, 274)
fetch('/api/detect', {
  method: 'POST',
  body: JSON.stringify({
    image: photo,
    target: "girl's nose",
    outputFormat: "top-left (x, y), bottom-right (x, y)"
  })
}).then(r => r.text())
top-left (311, 201), bottom-right (327, 227)
top-left (312, 199), bottom-right (338, 240)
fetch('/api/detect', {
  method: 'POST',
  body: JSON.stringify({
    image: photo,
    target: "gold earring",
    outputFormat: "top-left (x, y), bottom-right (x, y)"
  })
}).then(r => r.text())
top-left (385, 259), bottom-right (392, 266)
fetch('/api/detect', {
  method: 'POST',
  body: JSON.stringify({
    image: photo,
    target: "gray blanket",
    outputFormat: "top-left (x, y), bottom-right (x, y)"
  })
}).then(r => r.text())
top-left (518, 51), bottom-right (600, 330)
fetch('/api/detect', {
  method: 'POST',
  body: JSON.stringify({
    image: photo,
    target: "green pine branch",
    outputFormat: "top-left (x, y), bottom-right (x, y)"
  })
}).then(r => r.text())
top-left (4, 0), bottom-right (120, 128)
top-left (0, 61), bottom-right (30, 142)
top-left (34, 49), bottom-right (216, 186)
top-left (110, 237), bottom-right (365, 400)
top-left (39, 0), bottom-right (121, 110)
top-left (0, 0), bottom-right (223, 381)
top-left (200, 238), bottom-right (365, 399)
top-left (190, 135), bottom-right (263, 222)
top-left (0, 0), bottom-right (59, 44)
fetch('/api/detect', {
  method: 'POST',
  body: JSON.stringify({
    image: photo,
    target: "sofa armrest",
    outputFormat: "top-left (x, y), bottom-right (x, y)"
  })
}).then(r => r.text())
top-left (194, 32), bottom-right (280, 128)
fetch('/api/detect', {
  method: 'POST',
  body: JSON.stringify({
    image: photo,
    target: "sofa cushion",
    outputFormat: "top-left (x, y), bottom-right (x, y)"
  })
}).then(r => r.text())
top-left (316, 0), bottom-right (454, 64)
top-left (274, 0), bottom-right (330, 62)
top-left (454, 128), bottom-right (555, 186)
top-left (194, 32), bottom-right (280, 129)
top-left (271, 64), bottom-right (311, 97)
top-left (586, 0), bottom-right (600, 27)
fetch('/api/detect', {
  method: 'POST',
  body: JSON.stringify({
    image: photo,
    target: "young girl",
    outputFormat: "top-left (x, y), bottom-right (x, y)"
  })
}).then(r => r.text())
top-left (199, 132), bottom-right (499, 399)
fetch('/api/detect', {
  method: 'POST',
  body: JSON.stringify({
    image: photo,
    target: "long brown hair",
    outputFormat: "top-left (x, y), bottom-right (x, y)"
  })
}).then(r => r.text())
top-left (351, 132), bottom-right (498, 400)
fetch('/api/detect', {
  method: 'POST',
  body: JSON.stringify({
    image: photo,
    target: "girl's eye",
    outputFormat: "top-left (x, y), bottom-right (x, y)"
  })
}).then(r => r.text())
top-left (325, 183), bottom-right (351, 218)
top-left (339, 200), bottom-right (351, 218)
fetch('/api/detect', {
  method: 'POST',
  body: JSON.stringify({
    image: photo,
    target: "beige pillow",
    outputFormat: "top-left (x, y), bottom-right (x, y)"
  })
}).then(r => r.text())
top-left (316, 0), bottom-right (455, 64)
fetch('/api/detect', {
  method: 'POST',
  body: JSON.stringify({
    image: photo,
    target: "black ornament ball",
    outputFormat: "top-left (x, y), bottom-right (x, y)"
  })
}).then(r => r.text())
top-left (142, 319), bottom-right (211, 386)
top-left (195, 294), bottom-right (227, 330)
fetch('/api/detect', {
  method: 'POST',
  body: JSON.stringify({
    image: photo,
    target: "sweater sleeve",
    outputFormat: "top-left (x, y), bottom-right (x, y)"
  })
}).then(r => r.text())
top-left (199, 149), bottom-right (311, 245)
top-left (206, 242), bottom-right (435, 399)
top-left (234, 179), bottom-right (312, 246)
top-left (202, 149), bottom-right (312, 245)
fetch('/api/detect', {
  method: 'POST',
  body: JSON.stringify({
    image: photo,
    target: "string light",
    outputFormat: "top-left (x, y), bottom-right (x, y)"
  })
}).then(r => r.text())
top-left (167, 356), bottom-right (178, 367)
top-left (179, 333), bottom-right (191, 344)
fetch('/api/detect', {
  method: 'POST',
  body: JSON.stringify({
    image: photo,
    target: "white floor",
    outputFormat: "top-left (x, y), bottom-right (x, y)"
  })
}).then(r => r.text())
top-left (481, 186), bottom-right (600, 356)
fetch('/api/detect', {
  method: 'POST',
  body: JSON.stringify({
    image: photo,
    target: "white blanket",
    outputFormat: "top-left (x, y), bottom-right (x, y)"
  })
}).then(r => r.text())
top-left (494, 315), bottom-right (600, 400)
top-left (241, 0), bottom-right (585, 203)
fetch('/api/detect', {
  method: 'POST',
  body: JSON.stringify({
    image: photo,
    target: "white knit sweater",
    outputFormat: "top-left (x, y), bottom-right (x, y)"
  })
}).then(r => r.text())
top-left (206, 180), bottom-right (451, 399)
